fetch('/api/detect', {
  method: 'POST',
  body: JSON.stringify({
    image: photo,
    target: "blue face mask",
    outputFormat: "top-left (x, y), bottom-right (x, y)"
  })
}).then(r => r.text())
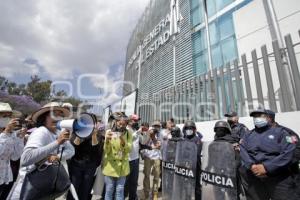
top-left (254, 117), bottom-right (268, 128)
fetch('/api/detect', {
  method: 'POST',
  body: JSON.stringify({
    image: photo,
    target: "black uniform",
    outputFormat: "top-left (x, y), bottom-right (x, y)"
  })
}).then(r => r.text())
top-left (240, 125), bottom-right (297, 200)
top-left (185, 135), bottom-right (202, 200)
top-left (231, 122), bottom-right (249, 140)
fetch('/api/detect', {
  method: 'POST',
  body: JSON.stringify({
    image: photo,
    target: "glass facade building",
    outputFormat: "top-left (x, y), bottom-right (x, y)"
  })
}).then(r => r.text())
top-left (123, 0), bottom-right (252, 123)
top-left (190, 0), bottom-right (244, 75)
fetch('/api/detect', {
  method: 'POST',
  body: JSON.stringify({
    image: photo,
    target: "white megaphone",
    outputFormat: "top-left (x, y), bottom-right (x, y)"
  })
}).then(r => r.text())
top-left (56, 113), bottom-right (96, 138)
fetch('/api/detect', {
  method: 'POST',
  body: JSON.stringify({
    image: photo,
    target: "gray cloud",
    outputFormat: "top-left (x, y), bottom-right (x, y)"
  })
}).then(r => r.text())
top-left (0, 0), bottom-right (149, 80)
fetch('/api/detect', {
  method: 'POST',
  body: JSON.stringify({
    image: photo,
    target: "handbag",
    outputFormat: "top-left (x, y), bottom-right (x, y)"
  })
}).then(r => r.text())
top-left (20, 147), bottom-right (71, 200)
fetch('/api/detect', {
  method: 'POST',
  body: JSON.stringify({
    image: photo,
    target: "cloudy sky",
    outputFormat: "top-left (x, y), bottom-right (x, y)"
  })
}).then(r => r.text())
top-left (0, 0), bottom-right (150, 107)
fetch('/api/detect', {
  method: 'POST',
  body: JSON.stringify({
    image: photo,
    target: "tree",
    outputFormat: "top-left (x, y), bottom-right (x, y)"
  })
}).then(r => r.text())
top-left (27, 75), bottom-right (52, 103)
top-left (0, 75), bottom-right (88, 113)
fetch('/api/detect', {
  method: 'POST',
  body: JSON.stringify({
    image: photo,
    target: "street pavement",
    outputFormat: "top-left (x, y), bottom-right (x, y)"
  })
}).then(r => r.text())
top-left (57, 160), bottom-right (162, 200)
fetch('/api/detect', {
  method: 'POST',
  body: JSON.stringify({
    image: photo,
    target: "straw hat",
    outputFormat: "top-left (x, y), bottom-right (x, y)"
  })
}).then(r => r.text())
top-left (31, 102), bottom-right (70, 122)
top-left (0, 102), bottom-right (22, 117)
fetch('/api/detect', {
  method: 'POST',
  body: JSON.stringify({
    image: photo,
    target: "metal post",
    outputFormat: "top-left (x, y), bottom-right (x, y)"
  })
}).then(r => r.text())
top-left (241, 54), bottom-right (254, 112)
top-left (219, 66), bottom-right (227, 115)
top-left (251, 50), bottom-right (265, 108)
top-left (261, 45), bottom-right (277, 112)
top-left (203, 0), bottom-right (213, 71)
top-left (226, 63), bottom-right (235, 112)
top-left (285, 34), bottom-right (300, 110)
top-left (233, 59), bottom-right (244, 115)
top-left (273, 40), bottom-right (293, 112)
top-left (212, 68), bottom-right (220, 119)
top-left (262, 0), bottom-right (296, 110)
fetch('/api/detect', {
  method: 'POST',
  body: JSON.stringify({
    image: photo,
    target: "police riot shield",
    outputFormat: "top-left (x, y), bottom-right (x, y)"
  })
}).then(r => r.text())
top-left (201, 141), bottom-right (238, 200)
top-left (162, 140), bottom-right (177, 200)
top-left (172, 140), bottom-right (198, 200)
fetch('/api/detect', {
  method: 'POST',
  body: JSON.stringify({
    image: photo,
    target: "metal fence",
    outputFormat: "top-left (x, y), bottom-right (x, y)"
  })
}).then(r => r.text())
top-left (138, 30), bottom-right (300, 124)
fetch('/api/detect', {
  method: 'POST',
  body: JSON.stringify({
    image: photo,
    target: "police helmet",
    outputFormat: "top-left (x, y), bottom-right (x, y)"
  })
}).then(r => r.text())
top-left (170, 126), bottom-right (181, 138)
top-left (183, 120), bottom-right (196, 129)
top-left (214, 121), bottom-right (231, 132)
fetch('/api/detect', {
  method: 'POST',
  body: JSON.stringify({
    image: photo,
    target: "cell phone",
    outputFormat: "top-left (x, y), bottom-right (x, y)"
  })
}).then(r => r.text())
top-left (111, 132), bottom-right (121, 138)
top-left (14, 118), bottom-right (25, 130)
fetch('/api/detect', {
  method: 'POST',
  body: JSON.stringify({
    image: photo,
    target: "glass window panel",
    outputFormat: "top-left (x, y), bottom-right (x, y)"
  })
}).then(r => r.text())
top-left (191, 9), bottom-right (201, 26)
top-left (209, 22), bottom-right (219, 45)
top-left (194, 51), bottom-right (208, 75)
top-left (207, 0), bottom-right (216, 17)
top-left (211, 45), bottom-right (223, 68)
top-left (219, 15), bottom-right (235, 40)
top-left (216, 0), bottom-right (234, 11)
top-left (221, 36), bottom-right (238, 64)
top-left (190, 0), bottom-right (200, 10)
top-left (192, 29), bottom-right (207, 54)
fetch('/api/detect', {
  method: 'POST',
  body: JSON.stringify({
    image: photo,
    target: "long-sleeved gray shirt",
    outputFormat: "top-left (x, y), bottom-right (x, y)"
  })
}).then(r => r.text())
top-left (21, 126), bottom-right (74, 167)
top-left (7, 126), bottom-right (74, 200)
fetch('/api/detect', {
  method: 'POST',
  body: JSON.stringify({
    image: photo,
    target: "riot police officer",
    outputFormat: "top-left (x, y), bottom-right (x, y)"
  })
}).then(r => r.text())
top-left (214, 121), bottom-right (243, 199)
top-left (225, 111), bottom-right (249, 140)
top-left (182, 120), bottom-right (202, 200)
top-left (214, 121), bottom-right (239, 144)
top-left (161, 126), bottom-right (183, 199)
top-left (240, 109), bottom-right (298, 200)
top-left (170, 126), bottom-right (182, 140)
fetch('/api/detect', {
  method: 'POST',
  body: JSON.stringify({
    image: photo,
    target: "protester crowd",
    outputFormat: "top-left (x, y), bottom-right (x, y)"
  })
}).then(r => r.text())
top-left (0, 101), bottom-right (299, 200)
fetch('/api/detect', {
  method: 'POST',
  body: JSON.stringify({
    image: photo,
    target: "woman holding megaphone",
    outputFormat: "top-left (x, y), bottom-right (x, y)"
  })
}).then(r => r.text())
top-left (102, 112), bottom-right (133, 200)
top-left (7, 102), bottom-right (75, 200)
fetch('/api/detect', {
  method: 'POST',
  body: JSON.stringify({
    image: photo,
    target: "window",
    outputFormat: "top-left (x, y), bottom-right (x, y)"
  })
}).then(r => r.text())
top-left (208, 14), bottom-right (237, 68)
top-left (221, 36), bottom-right (238, 64)
top-left (219, 15), bottom-right (235, 40)
top-left (192, 29), bottom-right (209, 75)
top-left (194, 52), bottom-right (208, 75)
top-left (190, 0), bottom-right (204, 27)
top-left (209, 22), bottom-right (219, 45)
top-left (211, 45), bottom-right (223, 68)
top-left (206, 0), bottom-right (235, 16)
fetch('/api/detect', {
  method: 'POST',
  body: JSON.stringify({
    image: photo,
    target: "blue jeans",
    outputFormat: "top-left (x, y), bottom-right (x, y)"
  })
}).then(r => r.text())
top-left (125, 159), bottom-right (139, 200)
top-left (104, 176), bottom-right (126, 200)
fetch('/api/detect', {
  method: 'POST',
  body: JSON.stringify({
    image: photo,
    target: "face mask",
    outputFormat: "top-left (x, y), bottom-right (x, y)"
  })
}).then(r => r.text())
top-left (185, 129), bottom-right (194, 136)
top-left (132, 122), bottom-right (139, 130)
top-left (254, 117), bottom-right (268, 128)
top-left (215, 130), bottom-right (227, 138)
top-left (0, 117), bottom-right (11, 128)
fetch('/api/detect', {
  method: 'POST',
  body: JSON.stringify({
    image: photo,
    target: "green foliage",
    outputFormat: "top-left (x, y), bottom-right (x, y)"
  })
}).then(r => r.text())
top-left (0, 75), bottom-right (84, 109)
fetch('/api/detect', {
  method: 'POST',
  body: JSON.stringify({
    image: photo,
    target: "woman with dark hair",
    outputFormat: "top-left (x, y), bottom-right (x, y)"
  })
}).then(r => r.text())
top-left (67, 113), bottom-right (104, 200)
top-left (7, 102), bottom-right (75, 200)
top-left (102, 112), bottom-right (132, 200)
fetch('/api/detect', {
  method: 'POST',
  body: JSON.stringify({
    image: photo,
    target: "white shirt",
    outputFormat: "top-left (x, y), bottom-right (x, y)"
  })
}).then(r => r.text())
top-left (129, 130), bottom-right (142, 161)
top-left (0, 132), bottom-right (24, 185)
top-left (160, 129), bottom-right (171, 161)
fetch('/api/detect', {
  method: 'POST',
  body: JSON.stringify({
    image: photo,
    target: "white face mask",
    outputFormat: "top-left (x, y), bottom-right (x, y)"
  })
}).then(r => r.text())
top-left (0, 117), bottom-right (11, 128)
top-left (186, 129), bottom-right (194, 136)
top-left (253, 117), bottom-right (268, 128)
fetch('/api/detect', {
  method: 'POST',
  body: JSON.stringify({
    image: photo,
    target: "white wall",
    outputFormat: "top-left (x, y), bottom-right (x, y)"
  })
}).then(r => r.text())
top-left (232, 0), bottom-right (300, 112)
top-left (233, 0), bottom-right (300, 57)
top-left (179, 111), bottom-right (300, 141)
